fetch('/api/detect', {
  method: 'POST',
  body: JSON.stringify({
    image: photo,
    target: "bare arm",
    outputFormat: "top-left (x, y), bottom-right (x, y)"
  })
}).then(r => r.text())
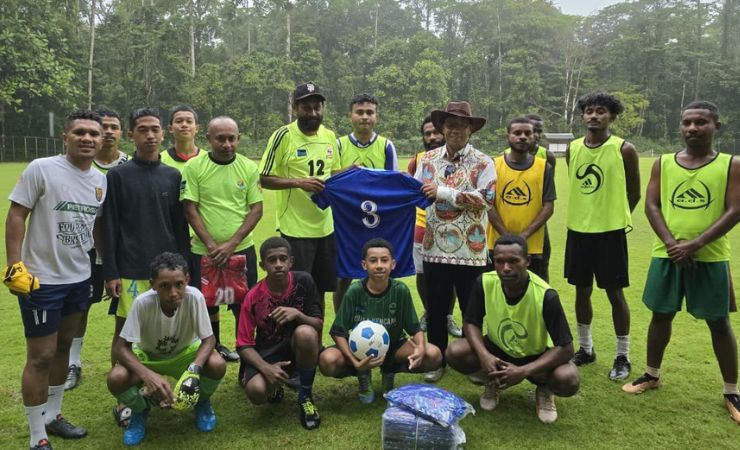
top-left (183, 200), bottom-right (217, 251)
top-left (491, 342), bottom-right (574, 389)
top-left (113, 337), bottom-right (175, 405)
top-left (93, 217), bottom-right (104, 260)
top-left (487, 206), bottom-right (509, 236)
top-left (462, 322), bottom-right (502, 376)
top-left (332, 334), bottom-right (384, 371)
top-left (260, 175), bottom-right (325, 193)
top-left (564, 144), bottom-right (570, 167)
top-left (520, 201), bottom-right (554, 240)
top-left (5, 202), bottom-right (30, 265)
top-left (192, 335), bottom-right (216, 368)
top-left (270, 305), bottom-right (323, 334)
top-left (644, 158), bottom-right (675, 247)
top-left (622, 141), bottom-right (642, 213)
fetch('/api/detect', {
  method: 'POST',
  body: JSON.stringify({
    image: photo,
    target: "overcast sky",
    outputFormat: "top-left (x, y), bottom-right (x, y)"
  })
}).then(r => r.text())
top-left (553, 0), bottom-right (622, 16)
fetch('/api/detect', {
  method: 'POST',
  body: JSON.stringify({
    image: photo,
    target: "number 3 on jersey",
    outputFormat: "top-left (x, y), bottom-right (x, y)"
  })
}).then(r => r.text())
top-left (308, 160), bottom-right (325, 176)
top-left (361, 200), bottom-right (380, 228)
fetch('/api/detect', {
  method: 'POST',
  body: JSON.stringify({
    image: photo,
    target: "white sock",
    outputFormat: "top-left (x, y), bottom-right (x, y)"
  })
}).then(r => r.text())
top-left (24, 403), bottom-right (48, 447)
top-left (45, 384), bottom-right (64, 424)
top-left (724, 382), bottom-right (740, 396)
top-left (616, 335), bottom-right (630, 357)
top-left (577, 323), bottom-right (592, 354)
top-left (69, 337), bottom-right (83, 367)
top-left (646, 366), bottom-right (660, 378)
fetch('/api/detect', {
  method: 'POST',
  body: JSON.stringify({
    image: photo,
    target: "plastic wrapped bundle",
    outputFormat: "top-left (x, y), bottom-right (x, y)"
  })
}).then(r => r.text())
top-left (382, 406), bottom-right (466, 450)
top-left (384, 384), bottom-right (475, 427)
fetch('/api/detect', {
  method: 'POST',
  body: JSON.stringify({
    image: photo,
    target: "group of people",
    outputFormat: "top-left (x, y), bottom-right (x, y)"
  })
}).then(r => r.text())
top-left (4, 81), bottom-right (739, 449)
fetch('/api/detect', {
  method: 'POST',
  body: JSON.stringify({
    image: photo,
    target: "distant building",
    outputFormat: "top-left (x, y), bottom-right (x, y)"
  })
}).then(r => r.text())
top-left (544, 133), bottom-right (574, 155)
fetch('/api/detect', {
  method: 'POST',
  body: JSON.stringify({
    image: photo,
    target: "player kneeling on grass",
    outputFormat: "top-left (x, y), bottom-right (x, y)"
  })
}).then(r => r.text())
top-left (236, 237), bottom-right (324, 430)
top-left (319, 238), bottom-right (442, 404)
top-left (446, 235), bottom-right (579, 424)
top-left (107, 252), bottom-right (225, 446)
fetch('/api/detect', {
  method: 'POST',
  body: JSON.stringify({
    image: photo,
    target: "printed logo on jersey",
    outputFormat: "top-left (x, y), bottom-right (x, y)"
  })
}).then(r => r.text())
top-left (56, 220), bottom-right (92, 247)
top-left (180, 180), bottom-right (187, 192)
top-left (575, 163), bottom-right (604, 194)
top-left (53, 201), bottom-right (99, 215)
top-left (501, 179), bottom-right (532, 206)
top-left (497, 318), bottom-right (529, 355)
top-left (236, 179), bottom-right (246, 190)
top-left (326, 146), bottom-right (334, 159)
top-left (95, 187), bottom-right (104, 202)
top-left (466, 224), bottom-right (487, 253)
top-left (155, 335), bottom-right (180, 355)
top-left (670, 179), bottom-right (713, 210)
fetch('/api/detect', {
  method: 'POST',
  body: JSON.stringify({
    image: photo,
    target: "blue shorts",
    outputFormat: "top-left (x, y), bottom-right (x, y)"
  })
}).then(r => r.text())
top-left (18, 280), bottom-right (90, 338)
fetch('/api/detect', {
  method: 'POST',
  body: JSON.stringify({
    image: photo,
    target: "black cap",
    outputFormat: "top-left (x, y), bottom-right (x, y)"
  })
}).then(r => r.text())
top-left (292, 82), bottom-right (325, 103)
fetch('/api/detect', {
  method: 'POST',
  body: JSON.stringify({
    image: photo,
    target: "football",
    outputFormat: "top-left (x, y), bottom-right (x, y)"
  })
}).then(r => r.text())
top-left (349, 320), bottom-right (390, 360)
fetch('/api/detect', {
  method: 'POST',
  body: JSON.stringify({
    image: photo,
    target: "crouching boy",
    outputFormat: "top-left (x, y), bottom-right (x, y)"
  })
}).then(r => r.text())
top-left (319, 238), bottom-right (442, 403)
top-left (107, 252), bottom-right (225, 446)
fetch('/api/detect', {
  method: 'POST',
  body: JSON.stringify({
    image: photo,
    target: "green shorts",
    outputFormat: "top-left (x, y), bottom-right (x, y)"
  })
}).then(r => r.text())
top-left (133, 341), bottom-right (200, 378)
top-left (116, 279), bottom-right (149, 318)
top-left (643, 258), bottom-right (730, 321)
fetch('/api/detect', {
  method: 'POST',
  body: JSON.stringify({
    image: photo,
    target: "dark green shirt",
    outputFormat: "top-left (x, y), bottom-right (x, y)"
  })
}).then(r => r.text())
top-left (330, 278), bottom-right (421, 347)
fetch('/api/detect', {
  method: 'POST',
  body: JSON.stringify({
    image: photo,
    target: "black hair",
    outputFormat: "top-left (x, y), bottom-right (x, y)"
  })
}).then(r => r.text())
top-left (350, 93), bottom-right (379, 110)
top-left (362, 238), bottom-right (394, 259)
top-left (169, 105), bottom-right (199, 125)
top-left (577, 91), bottom-right (625, 116)
top-left (683, 100), bottom-right (720, 122)
top-left (507, 116), bottom-right (534, 133)
top-left (149, 252), bottom-right (189, 279)
top-left (95, 106), bottom-right (122, 122)
top-left (420, 115), bottom-right (433, 134)
top-left (260, 236), bottom-right (292, 260)
top-left (65, 110), bottom-right (102, 131)
top-left (524, 113), bottom-right (543, 123)
top-left (129, 107), bottom-right (162, 129)
top-left (493, 234), bottom-right (529, 256)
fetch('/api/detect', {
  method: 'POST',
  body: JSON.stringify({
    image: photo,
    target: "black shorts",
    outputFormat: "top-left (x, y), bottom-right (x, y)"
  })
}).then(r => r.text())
top-left (87, 249), bottom-right (105, 304)
top-left (564, 229), bottom-right (629, 290)
top-left (281, 234), bottom-right (336, 292)
top-left (196, 246), bottom-right (258, 315)
top-left (241, 340), bottom-right (295, 384)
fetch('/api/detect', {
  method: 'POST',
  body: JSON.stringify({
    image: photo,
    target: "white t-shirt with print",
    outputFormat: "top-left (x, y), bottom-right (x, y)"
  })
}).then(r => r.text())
top-left (8, 155), bottom-right (106, 284)
top-left (120, 286), bottom-right (213, 360)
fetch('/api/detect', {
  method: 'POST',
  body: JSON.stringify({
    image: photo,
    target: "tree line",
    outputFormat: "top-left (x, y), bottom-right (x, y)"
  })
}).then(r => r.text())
top-left (2, 0), bottom-right (739, 155)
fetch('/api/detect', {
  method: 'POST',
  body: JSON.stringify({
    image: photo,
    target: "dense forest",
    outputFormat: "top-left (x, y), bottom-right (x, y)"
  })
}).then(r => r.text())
top-left (2, 0), bottom-right (740, 154)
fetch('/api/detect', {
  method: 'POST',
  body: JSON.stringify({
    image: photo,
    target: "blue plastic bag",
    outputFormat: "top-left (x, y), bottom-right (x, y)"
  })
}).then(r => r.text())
top-left (384, 384), bottom-right (475, 428)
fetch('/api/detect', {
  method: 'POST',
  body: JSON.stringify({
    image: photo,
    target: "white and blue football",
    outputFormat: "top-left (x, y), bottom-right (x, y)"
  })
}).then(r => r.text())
top-left (349, 320), bottom-right (390, 360)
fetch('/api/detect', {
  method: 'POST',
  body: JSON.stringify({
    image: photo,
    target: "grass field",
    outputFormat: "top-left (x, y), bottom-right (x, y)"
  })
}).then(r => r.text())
top-left (0, 157), bottom-right (738, 449)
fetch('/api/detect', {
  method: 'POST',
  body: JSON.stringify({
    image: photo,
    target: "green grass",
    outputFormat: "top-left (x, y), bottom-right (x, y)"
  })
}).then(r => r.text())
top-left (0, 158), bottom-right (738, 449)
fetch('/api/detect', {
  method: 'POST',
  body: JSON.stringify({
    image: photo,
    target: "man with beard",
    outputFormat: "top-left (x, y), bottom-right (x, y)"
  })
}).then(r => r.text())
top-left (259, 82), bottom-right (341, 316)
top-left (487, 117), bottom-right (555, 280)
top-left (407, 116), bottom-right (463, 337)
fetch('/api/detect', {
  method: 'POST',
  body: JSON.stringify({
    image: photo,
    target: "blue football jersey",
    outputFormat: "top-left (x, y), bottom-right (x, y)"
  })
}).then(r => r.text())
top-left (313, 167), bottom-right (433, 278)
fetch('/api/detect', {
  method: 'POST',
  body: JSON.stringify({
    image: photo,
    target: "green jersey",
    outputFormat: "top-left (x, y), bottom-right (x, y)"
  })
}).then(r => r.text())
top-left (567, 135), bottom-right (631, 232)
top-left (180, 153), bottom-right (263, 255)
top-left (330, 278), bottom-right (421, 348)
top-left (653, 152), bottom-right (733, 262)
top-left (259, 121), bottom-right (340, 238)
top-left (160, 147), bottom-right (207, 172)
top-left (483, 271), bottom-right (554, 358)
top-left (337, 133), bottom-right (398, 170)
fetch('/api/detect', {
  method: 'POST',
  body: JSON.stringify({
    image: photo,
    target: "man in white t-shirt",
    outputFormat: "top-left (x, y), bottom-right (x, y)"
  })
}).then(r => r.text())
top-left (106, 252), bottom-right (225, 446)
top-left (4, 110), bottom-right (107, 450)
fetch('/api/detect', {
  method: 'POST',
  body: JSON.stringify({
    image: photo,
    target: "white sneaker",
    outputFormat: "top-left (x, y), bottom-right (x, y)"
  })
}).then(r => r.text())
top-left (535, 386), bottom-right (557, 424)
top-left (479, 383), bottom-right (500, 411)
top-left (423, 367), bottom-right (445, 383)
top-left (446, 315), bottom-right (463, 337)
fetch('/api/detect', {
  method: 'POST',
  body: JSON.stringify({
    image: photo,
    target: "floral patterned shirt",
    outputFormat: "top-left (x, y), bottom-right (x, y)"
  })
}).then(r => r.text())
top-left (414, 143), bottom-right (496, 266)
